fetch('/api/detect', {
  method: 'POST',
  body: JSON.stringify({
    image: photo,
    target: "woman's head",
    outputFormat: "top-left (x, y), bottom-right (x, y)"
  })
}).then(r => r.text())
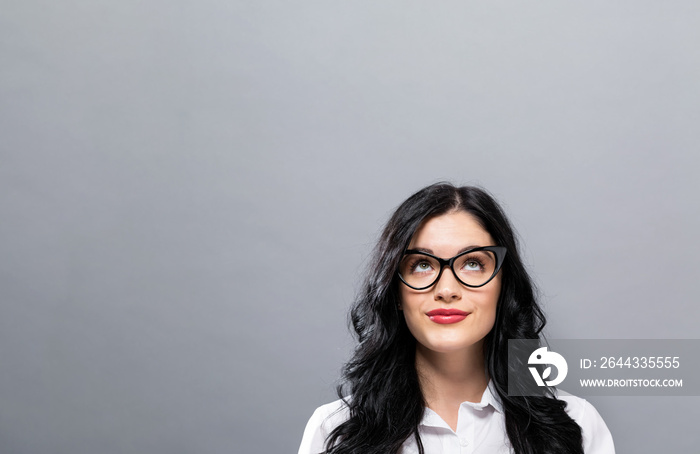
top-left (353, 182), bottom-right (540, 352)
top-left (398, 210), bottom-right (503, 357)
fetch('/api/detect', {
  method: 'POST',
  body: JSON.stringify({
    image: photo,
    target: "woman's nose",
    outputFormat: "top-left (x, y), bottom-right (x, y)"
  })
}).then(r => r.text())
top-left (433, 266), bottom-right (462, 302)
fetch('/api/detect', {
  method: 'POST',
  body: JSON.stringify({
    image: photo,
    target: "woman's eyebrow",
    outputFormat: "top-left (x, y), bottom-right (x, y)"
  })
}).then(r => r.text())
top-left (410, 245), bottom-right (484, 255)
top-left (457, 245), bottom-right (483, 254)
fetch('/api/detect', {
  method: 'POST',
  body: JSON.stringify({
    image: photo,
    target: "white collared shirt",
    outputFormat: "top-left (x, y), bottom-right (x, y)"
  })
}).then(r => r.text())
top-left (298, 382), bottom-right (615, 454)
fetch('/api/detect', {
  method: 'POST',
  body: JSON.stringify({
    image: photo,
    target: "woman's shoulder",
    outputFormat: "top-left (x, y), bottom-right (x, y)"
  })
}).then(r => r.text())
top-left (307, 398), bottom-right (351, 427)
top-left (298, 398), bottom-right (350, 454)
top-left (555, 390), bottom-right (616, 454)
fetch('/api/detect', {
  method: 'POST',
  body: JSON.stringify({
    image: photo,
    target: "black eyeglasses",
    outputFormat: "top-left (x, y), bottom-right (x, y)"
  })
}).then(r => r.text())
top-left (398, 246), bottom-right (507, 290)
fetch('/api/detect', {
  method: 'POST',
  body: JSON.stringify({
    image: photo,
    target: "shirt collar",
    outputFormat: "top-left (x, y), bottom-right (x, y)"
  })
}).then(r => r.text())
top-left (481, 379), bottom-right (504, 414)
top-left (419, 379), bottom-right (504, 428)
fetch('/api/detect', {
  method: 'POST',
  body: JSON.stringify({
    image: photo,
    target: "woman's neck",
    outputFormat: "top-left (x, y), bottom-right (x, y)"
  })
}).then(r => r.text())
top-left (415, 342), bottom-right (489, 429)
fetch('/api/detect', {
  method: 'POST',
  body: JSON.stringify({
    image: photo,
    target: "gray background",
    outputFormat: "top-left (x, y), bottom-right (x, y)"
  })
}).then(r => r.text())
top-left (2, 1), bottom-right (699, 453)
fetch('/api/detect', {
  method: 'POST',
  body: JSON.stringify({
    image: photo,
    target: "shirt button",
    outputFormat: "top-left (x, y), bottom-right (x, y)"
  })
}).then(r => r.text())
top-left (460, 438), bottom-right (469, 447)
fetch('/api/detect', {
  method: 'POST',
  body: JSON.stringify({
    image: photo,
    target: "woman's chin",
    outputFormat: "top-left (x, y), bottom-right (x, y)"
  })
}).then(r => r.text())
top-left (416, 338), bottom-right (485, 355)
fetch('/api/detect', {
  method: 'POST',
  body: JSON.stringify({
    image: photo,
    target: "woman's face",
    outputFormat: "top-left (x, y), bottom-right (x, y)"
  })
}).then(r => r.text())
top-left (399, 210), bottom-right (502, 355)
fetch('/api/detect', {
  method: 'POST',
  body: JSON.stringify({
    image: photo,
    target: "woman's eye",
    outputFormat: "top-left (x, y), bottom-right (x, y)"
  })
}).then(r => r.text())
top-left (413, 261), bottom-right (433, 273)
top-left (463, 260), bottom-right (482, 271)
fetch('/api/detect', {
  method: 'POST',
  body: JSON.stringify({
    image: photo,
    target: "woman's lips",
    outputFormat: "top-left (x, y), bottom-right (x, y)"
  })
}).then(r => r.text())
top-left (426, 309), bottom-right (470, 324)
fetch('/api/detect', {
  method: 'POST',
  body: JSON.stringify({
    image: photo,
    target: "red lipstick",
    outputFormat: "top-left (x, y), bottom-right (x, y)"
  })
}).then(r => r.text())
top-left (426, 308), bottom-right (469, 324)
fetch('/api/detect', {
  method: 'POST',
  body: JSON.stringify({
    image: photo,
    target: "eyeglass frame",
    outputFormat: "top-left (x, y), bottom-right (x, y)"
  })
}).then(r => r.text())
top-left (397, 246), bottom-right (507, 290)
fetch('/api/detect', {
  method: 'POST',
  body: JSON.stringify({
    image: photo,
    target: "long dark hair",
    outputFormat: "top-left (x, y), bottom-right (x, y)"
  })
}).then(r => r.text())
top-left (324, 183), bottom-right (583, 454)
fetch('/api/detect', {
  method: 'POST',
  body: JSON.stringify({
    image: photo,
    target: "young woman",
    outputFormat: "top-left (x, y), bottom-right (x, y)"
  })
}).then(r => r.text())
top-left (298, 183), bottom-right (614, 454)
